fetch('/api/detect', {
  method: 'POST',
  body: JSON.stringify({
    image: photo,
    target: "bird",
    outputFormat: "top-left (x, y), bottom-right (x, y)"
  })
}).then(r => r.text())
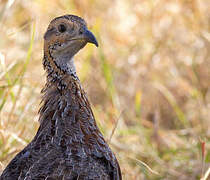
top-left (0, 14), bottom-right (121, 180)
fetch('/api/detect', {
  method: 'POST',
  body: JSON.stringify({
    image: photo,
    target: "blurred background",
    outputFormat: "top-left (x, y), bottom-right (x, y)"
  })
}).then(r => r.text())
top-left (0, 0), bottom-right (209, 179)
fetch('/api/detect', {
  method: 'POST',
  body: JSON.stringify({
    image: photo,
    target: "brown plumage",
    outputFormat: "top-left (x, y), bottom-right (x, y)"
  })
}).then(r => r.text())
top-left (1, 15), bottom-right (121, 180)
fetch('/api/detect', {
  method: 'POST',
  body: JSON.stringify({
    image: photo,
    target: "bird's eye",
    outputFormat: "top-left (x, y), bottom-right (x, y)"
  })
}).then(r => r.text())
top-left (58, 24), bottom-right (66, 33)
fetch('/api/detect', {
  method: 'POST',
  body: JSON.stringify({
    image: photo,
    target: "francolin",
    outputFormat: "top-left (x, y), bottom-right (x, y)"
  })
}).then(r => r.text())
top-left (1, 15), bottom-right (121, 180)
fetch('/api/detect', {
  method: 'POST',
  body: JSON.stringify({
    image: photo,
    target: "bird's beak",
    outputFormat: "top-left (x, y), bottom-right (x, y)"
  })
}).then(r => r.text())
top-left (83, 29), bottom-right (98, 47)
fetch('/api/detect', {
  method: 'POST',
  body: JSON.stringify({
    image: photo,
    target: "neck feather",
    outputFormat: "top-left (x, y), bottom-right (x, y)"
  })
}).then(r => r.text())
top-left (66, 57), bottom-right (76, 75)
top-left (43, 53), bottom-right (78, 82)
top-left (38, 73), bottom-right (101, 147)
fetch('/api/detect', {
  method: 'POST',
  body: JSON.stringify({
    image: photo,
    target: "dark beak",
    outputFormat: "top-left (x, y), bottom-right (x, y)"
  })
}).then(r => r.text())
top-left (84, 29), bottom-right (98, 47)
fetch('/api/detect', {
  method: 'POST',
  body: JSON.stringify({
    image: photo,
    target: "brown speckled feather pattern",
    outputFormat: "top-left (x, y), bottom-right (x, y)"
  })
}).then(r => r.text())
top-left (0, 15), bottom-right (121, 180)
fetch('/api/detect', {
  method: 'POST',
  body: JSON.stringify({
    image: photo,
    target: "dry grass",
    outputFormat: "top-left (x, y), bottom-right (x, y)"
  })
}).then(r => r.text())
top-left (0, 0), bottom-right (210, 179)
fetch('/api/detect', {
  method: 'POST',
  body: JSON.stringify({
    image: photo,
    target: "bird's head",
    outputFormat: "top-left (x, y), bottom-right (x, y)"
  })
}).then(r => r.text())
top-left (43, 15), bottom-right (98, 75)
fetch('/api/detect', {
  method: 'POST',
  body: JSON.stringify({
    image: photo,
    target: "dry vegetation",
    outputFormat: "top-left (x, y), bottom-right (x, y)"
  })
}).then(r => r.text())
top-left (0, 0), bottom-right (210, 179)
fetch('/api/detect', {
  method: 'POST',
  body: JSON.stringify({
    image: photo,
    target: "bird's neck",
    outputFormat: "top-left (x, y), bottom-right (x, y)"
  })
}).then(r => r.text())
top-left (38, 66), bottom-right (99, 145)
top-left (66, 57), bottom-right (77, 76)
top-left (43, 53), bottom-right (78, 82)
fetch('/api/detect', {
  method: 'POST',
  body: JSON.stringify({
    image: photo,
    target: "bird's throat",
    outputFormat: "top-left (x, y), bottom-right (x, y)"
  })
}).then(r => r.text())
top-left (54, 56), bottom-right (77, 76)
top-left (43, 52), bottom-right (78, 82)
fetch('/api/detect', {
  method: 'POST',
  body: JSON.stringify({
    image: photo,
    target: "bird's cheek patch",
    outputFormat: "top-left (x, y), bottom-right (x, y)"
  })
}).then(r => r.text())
top-left (44, 27), bottom-right (56, 41)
